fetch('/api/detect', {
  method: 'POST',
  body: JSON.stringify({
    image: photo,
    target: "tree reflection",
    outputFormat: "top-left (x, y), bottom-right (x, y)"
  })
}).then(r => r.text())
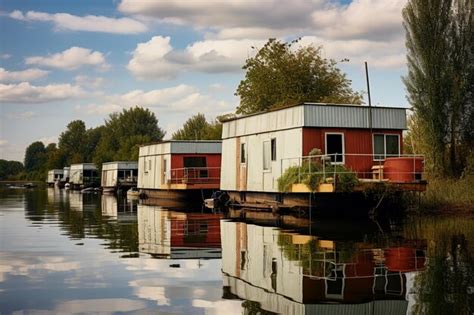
top-left (409, 219), bottom-right (474, 314)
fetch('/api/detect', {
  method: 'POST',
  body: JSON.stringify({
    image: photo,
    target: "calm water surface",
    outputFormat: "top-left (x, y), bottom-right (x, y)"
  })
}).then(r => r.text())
top-left (0, 188), bottom-right (472, 314)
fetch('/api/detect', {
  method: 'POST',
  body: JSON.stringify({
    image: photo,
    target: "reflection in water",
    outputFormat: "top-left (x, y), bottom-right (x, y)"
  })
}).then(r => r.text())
top-left (405, 218), bottom-right (474, 314)
top-left (138, 204), bottom-right (222, 259)
top-left (1, 188), bottom-right (473, 314)
top-left (221, 219), bottom-right (427, 314)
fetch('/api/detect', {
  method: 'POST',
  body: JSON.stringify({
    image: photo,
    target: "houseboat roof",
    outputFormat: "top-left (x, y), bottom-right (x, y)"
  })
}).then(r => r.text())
top-left (102, 161), bottom-right (138, 165)
top-left (222, 102), bottom-right (407, 139)
top-left (102, 161), bottom-right (138, 170)
top-left (70, 163), bottom-right (97, 170)
top-left (139, 140), bottom-right (222, 156)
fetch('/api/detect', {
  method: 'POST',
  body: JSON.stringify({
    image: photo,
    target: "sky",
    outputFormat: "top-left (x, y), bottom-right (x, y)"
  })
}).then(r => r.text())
top-left (0, 0), bottom-right (410, 162)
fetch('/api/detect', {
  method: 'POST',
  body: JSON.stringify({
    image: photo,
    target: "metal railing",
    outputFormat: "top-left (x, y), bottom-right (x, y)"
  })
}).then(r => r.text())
top-left (167, 167), bottom-right (221, 185)
top-left (280, 153), bottom-right (425, 185)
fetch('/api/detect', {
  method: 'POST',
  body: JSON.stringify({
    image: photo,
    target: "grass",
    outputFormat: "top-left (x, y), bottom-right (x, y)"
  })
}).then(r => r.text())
top-left (410, 175), bottom-right (474, 215)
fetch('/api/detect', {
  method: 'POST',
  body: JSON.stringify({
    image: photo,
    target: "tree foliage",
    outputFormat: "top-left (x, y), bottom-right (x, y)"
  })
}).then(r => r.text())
top-left (93, 107), bottom-right (165, 167)
top-left (403, 0), bottom-right (474, 177)
top-left (24, 141), bottom-right (47, 172)
top-left (172, 113), bottom-right (222, 140)
top-left (0, 159), bottom-right (24, 180)
top-left (235, 38), bottom-right (363, 114)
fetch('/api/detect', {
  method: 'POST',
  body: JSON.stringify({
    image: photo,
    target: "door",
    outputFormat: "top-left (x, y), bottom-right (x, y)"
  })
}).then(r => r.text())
top-left (325, 133), bottom-right (345, 164)
top-left (237, 139), bottom-right (247, 191)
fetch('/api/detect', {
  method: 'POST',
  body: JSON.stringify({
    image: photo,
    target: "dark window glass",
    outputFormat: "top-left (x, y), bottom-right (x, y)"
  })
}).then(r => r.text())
top-left (386, 135), bottom-right (400, 157)
top-left (326, 134), bottom-right (344, 163)
top-left (374, 134), bottom-right (385, 160)
top-left (271, 138), bottom-right (276, 161)
top-left (240, 143), bottom-right (246, 163)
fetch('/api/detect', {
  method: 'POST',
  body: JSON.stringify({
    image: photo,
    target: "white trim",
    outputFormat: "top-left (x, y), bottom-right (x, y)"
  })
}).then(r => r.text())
top-left (372, 133), bottom-right (401, 161)
top-left (324, 132), bottom-right (345, 165)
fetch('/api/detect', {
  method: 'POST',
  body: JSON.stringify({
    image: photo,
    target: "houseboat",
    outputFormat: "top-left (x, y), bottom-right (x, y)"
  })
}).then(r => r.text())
top-left (101, 161), bottom-right (138, 193)
top-left (138, 204), bottom-right (222, 259)
top-left (46, 169), bottom-right (64, 187)
top-left (221, 220), bottom-right (426, 314)
top-left (69, 163), bottom-right (100, 190)
top-left (217, 103), bottom-right (426, 214)
top-left (138, 140), bottom-right (222, 207)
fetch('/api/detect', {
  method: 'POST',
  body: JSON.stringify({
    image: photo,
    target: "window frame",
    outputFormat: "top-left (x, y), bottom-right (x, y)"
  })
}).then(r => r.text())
top-left (324, 132), bottom-right (345, 165)
top-left (271, 138), bottom-right (277, 161)
top-left (263, 140), bottom-right (271, 171)
top-left (372, 133), bottom-right (401, 161)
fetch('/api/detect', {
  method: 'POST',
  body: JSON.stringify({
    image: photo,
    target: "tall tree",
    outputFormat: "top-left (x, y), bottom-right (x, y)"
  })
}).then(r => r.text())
top-left (0, 160), bottom-right (24, 180)
top-left (172, 113), bottom-right (222, 140)
top-left (93, 107), bottom-right (165, 167)
top-left (403, 0), bottom-right (474, 177)
top-left (58, 120), bottom-right (88, 164)
top-left (235, 38), bottom-right (363, 114)
top-left (24, 141), bottom-right (47, 172)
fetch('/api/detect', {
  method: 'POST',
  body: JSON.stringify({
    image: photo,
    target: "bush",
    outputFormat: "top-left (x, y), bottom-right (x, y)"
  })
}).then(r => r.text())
top-left (277, 160), bottom-right (358, 192)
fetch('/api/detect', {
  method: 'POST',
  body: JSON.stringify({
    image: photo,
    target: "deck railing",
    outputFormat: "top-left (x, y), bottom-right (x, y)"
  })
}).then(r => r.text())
top-left (168, 167), bottom-right (221, 185)
top-left (280, 153), bottom-right (425, 185)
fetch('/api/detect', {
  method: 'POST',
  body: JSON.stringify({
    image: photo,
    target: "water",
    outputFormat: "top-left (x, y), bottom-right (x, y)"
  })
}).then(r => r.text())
top-left (0, 188), bottom-right (472, 314)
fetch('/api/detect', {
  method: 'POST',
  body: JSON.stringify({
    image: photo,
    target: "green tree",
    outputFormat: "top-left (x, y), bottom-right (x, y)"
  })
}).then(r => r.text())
top-left (58, 120), bottom-right (88, 164)
top-left (172, 113), bottom-right (222, 140)
top-left (0, 159), bottom-right (24, 180)
top-left (45, 143), bottom-right (66, 170)
top-left (24, 141), bottom-right (47, 172)
top-left (235, 38), bottom-right (363, 114)
top-left (403, 0), bottom-right (474, 177)
top-left (93, 107), bottom-right (165, 167)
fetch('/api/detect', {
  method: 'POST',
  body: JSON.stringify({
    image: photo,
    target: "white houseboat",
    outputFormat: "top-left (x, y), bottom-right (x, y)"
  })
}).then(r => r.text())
top-left (69, 163), bottom-right (100, 190)
top-left (101, 161), bottom-right (138, 193)
top-left (138, 140), bottom-right (221, 207)
top-left (46, 169), bottom-right (64, 187)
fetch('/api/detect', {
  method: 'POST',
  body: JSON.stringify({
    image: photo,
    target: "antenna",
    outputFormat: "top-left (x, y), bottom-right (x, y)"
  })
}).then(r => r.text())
top-left (365, 61), bottom-right (373, 132)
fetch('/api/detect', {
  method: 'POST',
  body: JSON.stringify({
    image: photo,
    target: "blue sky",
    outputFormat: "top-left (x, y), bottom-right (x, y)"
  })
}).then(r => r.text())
top-left (0, 0), bottom-right (409, 161)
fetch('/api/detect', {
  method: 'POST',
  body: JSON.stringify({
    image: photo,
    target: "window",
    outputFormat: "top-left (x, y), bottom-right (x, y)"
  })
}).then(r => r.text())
top-left (325, 133), bottom-right (344, 164)
top-left (183, 157), bottom-right (207, 168)
top-left (240, 143), bottom-right (246, 163)
top-left (271, 138), bottom-right (277, 161)
top-left (373, 134), bottom-right (400, 160)
top-left (263, 141), bottom-right (271, 170)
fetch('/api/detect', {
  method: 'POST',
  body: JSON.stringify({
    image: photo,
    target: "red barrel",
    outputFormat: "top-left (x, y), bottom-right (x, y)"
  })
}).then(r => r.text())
top-left (384, 157), bottom-right (423, 182)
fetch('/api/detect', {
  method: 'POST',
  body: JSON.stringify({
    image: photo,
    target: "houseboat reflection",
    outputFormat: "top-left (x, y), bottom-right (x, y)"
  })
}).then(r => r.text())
top-left (101, 194), bottom-right (138, 222)
top-left (138, 204), bottom-right (222, 260)
top-left (221, 220), bottom-right (426, 314)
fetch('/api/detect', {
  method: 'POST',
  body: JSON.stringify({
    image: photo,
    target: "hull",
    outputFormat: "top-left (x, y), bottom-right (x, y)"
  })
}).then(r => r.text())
top-left (140, 188), bottom-right (217, 210)
top-left (225, 190), bottom-right (404, 218)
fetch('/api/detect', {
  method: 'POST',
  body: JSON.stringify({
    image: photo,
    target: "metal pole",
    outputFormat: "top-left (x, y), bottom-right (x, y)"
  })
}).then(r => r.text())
top-left (365, 61), bottom-right (373, 133)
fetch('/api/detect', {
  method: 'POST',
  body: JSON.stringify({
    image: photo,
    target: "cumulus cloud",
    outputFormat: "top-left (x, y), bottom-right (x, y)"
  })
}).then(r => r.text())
top-left (120, 0), bottom-right (408, 70)
top-left (0, 139), bottom-right (8, 147)
top-left (0, 67), bottom-right (49, 82)
top-left (25, 47), bottom-right (108, 71)
top-left (0, 54), bottom-right (12, 60)
top-left (0, 82), bottom-right (84, 103)
top-left (79, 84), bottom-right (234, 116)
top-left (74, 75), bottom-right (105, 89)
top-left (128, 36), bottom-right (265, 79)
top-left (9, 10), bottom-right (147, 34)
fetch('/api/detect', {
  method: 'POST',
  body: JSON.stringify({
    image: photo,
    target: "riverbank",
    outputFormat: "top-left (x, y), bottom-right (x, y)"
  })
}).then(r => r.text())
top-left (408, 176), bottom-right (474, 215)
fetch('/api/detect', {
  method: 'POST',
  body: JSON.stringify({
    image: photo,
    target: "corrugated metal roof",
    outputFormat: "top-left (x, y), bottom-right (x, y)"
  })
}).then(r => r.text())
top-left (139, 141), bottom-right (222, 156)
top-left (222, 103), bottom-right (406, 138)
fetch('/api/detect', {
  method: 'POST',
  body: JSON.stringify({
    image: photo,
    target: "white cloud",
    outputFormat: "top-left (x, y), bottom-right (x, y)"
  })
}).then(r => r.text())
top-left (0, 67), bottom-right (49, 82)
top-left (74, 75), bottom-right (105, 89)
top-left (0, 82), bottom-right (84, 103)
top-left (0, 139), bottom-right (8, 147)
top-left (128, 36), bottom-right (265, 79)
top-left (120, 0), bottom-right (408, 70)
top-left (25, 47), bottom-right (108, 71)
top-left (0, 54), bottom-right (12, 60)
top-left (9, 10), bottom-right (147, 34)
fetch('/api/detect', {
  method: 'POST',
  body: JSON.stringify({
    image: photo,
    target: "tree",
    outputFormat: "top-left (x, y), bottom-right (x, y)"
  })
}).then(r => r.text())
top-left (235, 38), bottom-right (363, 114)
top-left (0, 159), bottom-right (24, 180)
top-left (58, 120), bottom-right (88, 164)
top-left (172, 113), bottom-right (222, 140)
top-left (24, 141), bottom-right (47, 172)
top-left (403, 0), bottom-right (474, 177)
top-left (93, 107), bottom-right (165, 167)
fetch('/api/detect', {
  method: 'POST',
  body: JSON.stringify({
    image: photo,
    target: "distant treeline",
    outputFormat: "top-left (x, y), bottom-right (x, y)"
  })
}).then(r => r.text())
top-left (6, 107), bottom-right (222, 181)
